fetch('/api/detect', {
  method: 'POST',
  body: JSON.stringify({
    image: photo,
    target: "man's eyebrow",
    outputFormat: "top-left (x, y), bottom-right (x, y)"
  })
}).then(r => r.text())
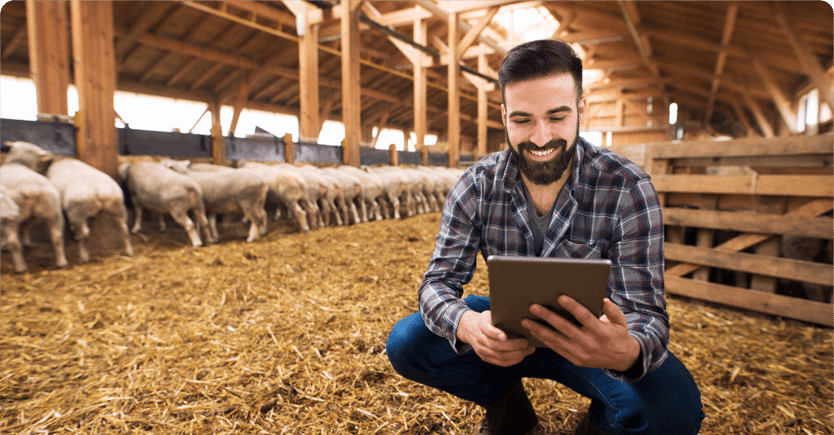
top-left (508, 106), bottom-right (573, 118)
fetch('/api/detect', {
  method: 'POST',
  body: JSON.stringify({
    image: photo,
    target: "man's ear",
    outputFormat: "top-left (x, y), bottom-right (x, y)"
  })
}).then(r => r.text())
top-left (577, 97), bottom-right (587, 125)
top-left (500, 104), bottom-right (507, 127)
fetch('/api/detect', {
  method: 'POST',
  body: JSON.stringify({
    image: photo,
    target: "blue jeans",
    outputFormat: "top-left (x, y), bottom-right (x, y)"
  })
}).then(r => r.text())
top-left (387, 296), bottom-right (704, 435)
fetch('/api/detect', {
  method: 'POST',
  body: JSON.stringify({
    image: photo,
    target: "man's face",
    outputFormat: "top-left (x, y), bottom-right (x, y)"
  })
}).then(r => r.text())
top-left (501, 73), bottom-right (586, 186)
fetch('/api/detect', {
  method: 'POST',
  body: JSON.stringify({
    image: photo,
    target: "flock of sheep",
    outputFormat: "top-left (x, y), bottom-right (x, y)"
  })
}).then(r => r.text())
top-left (0, 141), bottom-right (465, 274)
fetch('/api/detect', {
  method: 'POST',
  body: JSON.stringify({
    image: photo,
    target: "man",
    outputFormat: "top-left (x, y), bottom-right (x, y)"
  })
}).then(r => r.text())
top-left (386, 39), bottom-right (704, 435)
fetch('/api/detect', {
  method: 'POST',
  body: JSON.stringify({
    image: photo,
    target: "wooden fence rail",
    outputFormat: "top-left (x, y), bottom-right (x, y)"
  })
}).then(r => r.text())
top-left (609, 133), bottom-right (833, 327)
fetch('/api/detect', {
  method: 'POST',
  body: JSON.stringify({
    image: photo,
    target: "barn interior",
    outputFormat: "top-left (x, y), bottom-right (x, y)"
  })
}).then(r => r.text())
top-left (0, 1), bottom-right (832, 434)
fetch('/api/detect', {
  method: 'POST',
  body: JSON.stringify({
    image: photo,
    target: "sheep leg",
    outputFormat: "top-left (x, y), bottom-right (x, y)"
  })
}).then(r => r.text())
top-left (65, 208), bottom-right (91, 263)
top-left (46, 214), bottom-right (68, 268)
top-left (130, 201), bottom-right (144, 233)
top-left (169, 209), bottom-right (202, 247)
top-left (3, 221), bottom-right (27, 273)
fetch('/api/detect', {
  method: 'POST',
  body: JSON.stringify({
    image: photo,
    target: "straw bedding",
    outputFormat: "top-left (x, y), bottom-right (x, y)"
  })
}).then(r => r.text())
top-left (1, 213), bottom-right (831, 434)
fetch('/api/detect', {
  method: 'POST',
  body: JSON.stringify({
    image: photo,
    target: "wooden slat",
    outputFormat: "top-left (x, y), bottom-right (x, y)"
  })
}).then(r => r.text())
top-left (665, 275), bottom-right (833, 327)
top-left (666, 199), bottom-right (834, 277)
top-left (653, 174), bottom-right (833, 197)
top-left (662, 207), bottom-right (833, 239)
top-left (666, 243), bottom-right (833, 286)
top-left (651, 133), bottom-right (833, 159)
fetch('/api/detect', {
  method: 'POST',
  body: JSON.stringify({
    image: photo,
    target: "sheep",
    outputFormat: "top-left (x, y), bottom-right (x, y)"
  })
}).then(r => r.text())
top-left (0, 141), bottom-right (67, 272)
top-left (336, 165), bottom-right (384, 221)
top-left (319, 166), bottom-right (366, 225)
top-left (273, 163), bottom-right (327, 230)
top-left (161, 160), bottom-right (268, 243)
top-left (237, 161), bottom-right (311, 232)
top-left (118, 161), bottom-right (211, 247)
top-left (46, 155), bottom-right (134, 263)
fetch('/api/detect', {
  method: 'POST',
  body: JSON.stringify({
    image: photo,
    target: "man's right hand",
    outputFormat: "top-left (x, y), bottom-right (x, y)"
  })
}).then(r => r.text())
top-left (456, 310), bottom-right (535, 367)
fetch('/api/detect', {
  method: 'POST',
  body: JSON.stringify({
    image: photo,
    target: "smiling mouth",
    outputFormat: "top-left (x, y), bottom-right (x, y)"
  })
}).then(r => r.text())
top-left (528, 148), bottom-right (557, 157)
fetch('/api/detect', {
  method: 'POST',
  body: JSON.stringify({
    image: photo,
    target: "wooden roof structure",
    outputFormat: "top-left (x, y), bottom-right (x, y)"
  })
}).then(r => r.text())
top-left (1, 1), bottom-right (832, 170)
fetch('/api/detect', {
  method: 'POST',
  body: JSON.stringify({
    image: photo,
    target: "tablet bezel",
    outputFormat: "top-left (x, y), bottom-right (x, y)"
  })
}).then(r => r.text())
top-left (486, 255), bottom-right (612, 347)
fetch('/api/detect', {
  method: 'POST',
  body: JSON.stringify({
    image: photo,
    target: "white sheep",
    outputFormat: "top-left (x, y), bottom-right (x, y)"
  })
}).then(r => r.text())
top-left (161, 160), bottom-right (269, 243)
top-left (119, 161), bottom-right (211, 247)
top-left (46, 155), bottom-right (134, 263)
top-left (0, 141), bottom-right (67, 272)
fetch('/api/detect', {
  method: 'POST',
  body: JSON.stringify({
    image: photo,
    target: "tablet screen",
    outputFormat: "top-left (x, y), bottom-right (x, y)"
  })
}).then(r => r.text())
top-left (486, 255), bottom-right (612, 347)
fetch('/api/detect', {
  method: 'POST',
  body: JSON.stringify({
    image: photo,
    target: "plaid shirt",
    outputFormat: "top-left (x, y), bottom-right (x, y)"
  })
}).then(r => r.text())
top-left (418, 138), bottom-right (668, 382)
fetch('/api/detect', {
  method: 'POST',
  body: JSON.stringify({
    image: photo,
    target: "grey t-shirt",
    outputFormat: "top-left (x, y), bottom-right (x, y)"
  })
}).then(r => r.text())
top-left (522, 184), bottom-right (557, 256)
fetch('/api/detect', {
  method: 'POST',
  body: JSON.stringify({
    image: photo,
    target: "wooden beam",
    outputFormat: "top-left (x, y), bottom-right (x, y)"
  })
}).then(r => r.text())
top-left (662, 207), bottom-right (833, 239)
top-left (341, 0), bottom-right (362, 166)
top-left (749, 52), bottom-right (798, 134)
top-left (655, 174), bottom-right (832, 199)
top-left (26, 0), bottom-right (70, 117)
top-left (456, 7), bottom-right (499, 59)
top-left (663, 243), bottom-right (834, 286)
top-left (229, 72), bottom-right (251, 135)
top-left (665, 198), bottom-right (834, 278)
top-left (2, 21), bottom-right (28, 60)
top-left (704, 4), bottom-right (739, 124)
top-left (651, 132), bottom-right (833, 159)
top-left (665, 275), bottom-right (832, 327)
top-left (413, 17), bottom-right (428, 164)
top-left (70, 0), bottom-right (117, 179)
top-left (772, 2), bottom-right (834, 112)
top-left (736, 82), bottom-right (775, 138)
top-left (295, 2), bottom-right (321, 143)
top-left (447, 12), bottom-right (461, 167)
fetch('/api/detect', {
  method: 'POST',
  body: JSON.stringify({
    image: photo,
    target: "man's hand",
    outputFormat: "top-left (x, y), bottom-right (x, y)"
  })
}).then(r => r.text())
top-left (457, 310), bottom-right (535, 367)
top-left (521, 296), bottom-right (640, 372)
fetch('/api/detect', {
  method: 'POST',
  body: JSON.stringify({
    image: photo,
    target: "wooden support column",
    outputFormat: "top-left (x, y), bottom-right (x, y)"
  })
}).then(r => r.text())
top-left (447, 12), bottom-right (460, 168)
top-left (292, 1), bottom-right (321, 143)
top-left (70, 0), bottom-right (117, 178)
top-left (26, 0), bottom-right (70, 117)
top-left (341, 0), bottom-right (362, 167)
top-left (283, 133), bottom-right (295, 164)
top-left (209, 99), bottom-right (224, 163)
top-left (750, 54), bottom-right (798, 133)
top-left (414, 18), bottom-right (429, 166)
top-left (476, 54), bottom-right (488, 161)
top-left (389, 144), bottom-right (399, 167)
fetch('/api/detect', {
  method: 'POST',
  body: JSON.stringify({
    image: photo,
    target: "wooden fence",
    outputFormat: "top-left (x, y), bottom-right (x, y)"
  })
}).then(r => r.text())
top-left (610, 133), bottom-right (833, 327)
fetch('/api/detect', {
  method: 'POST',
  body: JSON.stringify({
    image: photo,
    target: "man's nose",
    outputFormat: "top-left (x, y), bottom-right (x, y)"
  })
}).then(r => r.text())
top-left (530, 119), bottom-right (550, 146)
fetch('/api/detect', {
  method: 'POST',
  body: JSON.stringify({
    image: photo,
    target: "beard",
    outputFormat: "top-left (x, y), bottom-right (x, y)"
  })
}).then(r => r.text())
top-left (508, 129), bottom-right (579, 186)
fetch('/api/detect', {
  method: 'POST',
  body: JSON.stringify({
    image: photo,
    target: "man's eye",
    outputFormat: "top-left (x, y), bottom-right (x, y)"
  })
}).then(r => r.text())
top-left (511, 119), bottom-right (529, 124)
top-left (550, 117), bottom-right (566, 122)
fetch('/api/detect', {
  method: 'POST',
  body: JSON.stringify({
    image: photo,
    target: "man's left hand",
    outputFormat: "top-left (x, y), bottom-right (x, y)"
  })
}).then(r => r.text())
top-left (521, 296), bottom-right (640, 372)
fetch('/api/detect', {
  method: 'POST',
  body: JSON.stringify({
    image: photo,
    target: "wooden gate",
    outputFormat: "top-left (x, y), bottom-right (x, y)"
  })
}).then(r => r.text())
top-left (610, 133), bottom-right (833, 326)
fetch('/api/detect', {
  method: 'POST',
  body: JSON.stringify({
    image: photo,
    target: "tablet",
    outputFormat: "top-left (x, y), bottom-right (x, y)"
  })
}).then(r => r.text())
top-left (486, 255), bottom-right (612, 347)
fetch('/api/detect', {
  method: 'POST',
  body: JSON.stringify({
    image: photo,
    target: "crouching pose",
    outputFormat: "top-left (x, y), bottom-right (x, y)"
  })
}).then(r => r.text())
top-left (386, 39), bottom-right (704, 435)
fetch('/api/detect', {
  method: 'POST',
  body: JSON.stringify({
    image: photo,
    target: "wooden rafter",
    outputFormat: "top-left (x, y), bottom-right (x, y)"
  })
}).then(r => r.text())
top-left (704, 3), bottom-right (738, 124)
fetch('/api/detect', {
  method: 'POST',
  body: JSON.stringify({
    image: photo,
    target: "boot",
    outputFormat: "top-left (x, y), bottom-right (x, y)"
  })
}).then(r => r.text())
top-left (477, 381), bottom-right (538, 435)
top-left (574, 411), bottom-right (610, 435)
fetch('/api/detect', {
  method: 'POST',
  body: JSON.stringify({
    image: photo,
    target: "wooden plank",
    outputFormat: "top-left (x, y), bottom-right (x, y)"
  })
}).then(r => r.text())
top-left (749, 237), bottom-right (780, 293)
top-left (666, 242), bottom-right (834, 286)
top-left (666, 199), bottom-right (834, 277)
top-left (665, 275), bottom-right (833, 327)
top-left (662, 207), bottom-right (833, 239)
top-left (651, 133), bottom-right (833, 159)
top-left (70, 0), bottom-right (118, 179)
top-left (26, 0), bottom-right (70, 117)
top-left (671, 154), bottom-right (833, 169)
top-left (447, 12), bottom-right (460, 168)
top-left (298, 2), bottom-right (320, 143)
top-left (339, 1), bottom-right (362, 167)
top-left (653, 174), bottom-right (833, 197)
top-left (413, 18), bottom-right (428, 165)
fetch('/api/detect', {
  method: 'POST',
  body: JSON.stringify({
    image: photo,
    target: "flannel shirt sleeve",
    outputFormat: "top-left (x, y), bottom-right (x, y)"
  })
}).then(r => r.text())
top-left (417, 172), bottom-right (482, 354)
top-left (604, 177), bottom-right (669, 382)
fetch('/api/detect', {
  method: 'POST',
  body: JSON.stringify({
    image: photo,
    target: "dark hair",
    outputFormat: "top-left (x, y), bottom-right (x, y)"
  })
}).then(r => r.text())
top-left (498, 39), bottom-right (583, 103)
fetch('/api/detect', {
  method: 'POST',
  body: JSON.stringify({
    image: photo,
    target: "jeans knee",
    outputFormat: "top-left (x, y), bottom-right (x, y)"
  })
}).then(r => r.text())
top-left (386, 314), bottom-right (421, 377)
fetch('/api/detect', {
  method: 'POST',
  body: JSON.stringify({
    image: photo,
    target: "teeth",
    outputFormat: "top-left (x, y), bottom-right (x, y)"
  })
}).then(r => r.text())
top-left (530, 149), bottom-right (555, 157)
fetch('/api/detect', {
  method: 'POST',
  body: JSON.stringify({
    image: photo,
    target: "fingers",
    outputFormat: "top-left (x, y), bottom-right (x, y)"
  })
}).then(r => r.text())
top-left (601, 298), bottom-right (628, 327)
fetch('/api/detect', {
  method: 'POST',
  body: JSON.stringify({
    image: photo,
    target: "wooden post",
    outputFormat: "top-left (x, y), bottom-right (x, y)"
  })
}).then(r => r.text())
top-left (26, 0), bottom-right (70, 118)
top-left (413, 17), bottom-right (428, 166)
top-left (297, 2), bottom-right (320, 143)
top-left (447, 12), bottom-right (460, 168)
top-left (389, 144), bottom-right (398, 167)
top-left (476, 54), bottom-right (489, 160)
top-left (341, 1), bottom-right (362, 167)
top-left (209, 99), bottom-right (224, 162)
top-left (284, 133), bottom-right (295, 164)
top-left (70, 0), bottom-right (117, 178)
